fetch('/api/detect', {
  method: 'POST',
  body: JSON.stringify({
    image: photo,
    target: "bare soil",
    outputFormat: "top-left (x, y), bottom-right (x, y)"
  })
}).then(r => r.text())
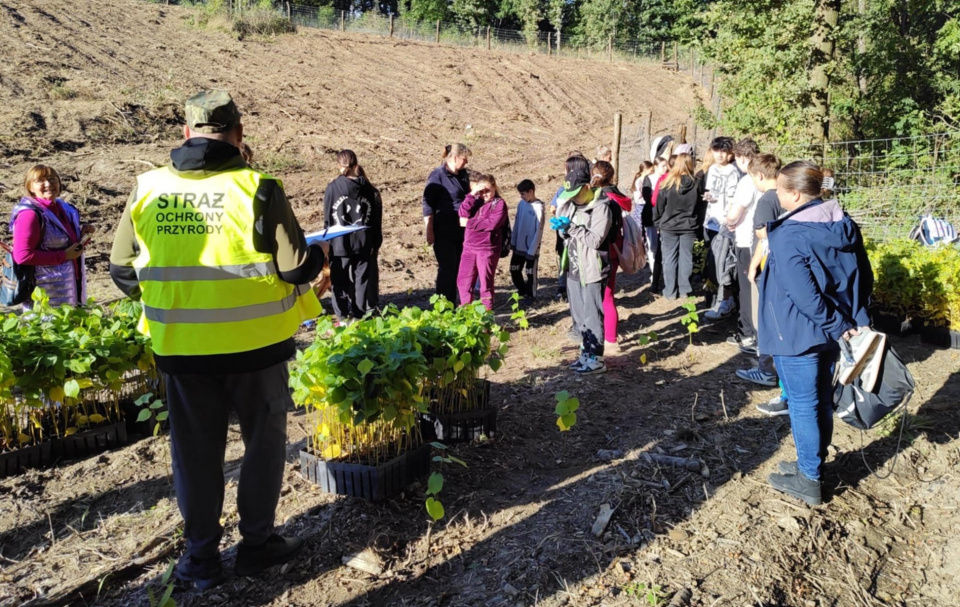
top-left (2, 2), bottom-right (959, 607)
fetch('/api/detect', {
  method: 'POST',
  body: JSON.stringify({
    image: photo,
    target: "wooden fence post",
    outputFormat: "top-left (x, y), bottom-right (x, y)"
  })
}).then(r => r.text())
top-left (645, 111), bottom-right (653, 161)
top-left (612, 113), bottom-right (623, 181)
top-left (486, 26), bottom-right (491, 50)
top-left (660, 41), bottom-right (665, 63)
top-left (285, 1), bottom-right (290, 20)
top-left (608, 34), bottom-right (613, 62)
top-left (690, 49), bottom-right (695, 73)
top-left (340, 10), bottom-right (345, 32)
top-left (389, 14), bottom-right (394, 38)
top-left (680, 125), bottom-right (687, 144)
top-left (436, 19), bottom-right (441, 44)
top-left (547, 32), bottom-right (551, 56)
top-left (673, 41), bottom-right (678, 69)
top-left (557, 30), bottom-right (561, 54)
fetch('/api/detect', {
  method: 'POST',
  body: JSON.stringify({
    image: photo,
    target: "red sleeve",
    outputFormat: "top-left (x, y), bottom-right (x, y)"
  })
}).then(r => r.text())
top-left (12, 211), bottom-right (66, 266)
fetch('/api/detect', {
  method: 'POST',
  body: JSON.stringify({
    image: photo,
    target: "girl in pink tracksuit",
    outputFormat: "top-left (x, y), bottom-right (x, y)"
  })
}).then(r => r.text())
top-left (457, 174), bottom-right (508, 310)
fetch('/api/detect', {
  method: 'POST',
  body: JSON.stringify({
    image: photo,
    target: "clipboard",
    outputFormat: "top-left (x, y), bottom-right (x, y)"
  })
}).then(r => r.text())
top-left (305, 225), bottom-right (369, 245)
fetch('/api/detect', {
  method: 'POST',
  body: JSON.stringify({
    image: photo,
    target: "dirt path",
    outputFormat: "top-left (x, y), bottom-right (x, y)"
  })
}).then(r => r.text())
top-left (1, 2), bottom-right (959, 606)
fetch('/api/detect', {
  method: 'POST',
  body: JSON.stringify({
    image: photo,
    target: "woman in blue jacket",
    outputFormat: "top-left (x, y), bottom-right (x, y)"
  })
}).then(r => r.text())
top-left (758, 161), bottom-right (872, 506)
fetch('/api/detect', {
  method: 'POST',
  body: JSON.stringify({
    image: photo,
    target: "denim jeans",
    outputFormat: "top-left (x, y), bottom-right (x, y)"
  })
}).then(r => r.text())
top-left (774, 349), bottom-right (837, 481)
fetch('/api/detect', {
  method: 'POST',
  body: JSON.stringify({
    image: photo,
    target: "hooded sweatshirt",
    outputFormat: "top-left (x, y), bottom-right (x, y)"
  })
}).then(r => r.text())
top-left (654, 175), bottom-right (706, 234)
top-left (323, 174), bottom-right (383, 257)
top-left (758, 198), bottom-right (873, 357)
top-left (109, 138), bottom-right (325, 375)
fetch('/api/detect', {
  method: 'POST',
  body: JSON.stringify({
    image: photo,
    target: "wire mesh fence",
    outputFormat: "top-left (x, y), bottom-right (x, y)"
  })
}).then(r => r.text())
top-left (777, 133), bottom-right (960, 242)
top-left (279, 2), bottom-right (692, 68)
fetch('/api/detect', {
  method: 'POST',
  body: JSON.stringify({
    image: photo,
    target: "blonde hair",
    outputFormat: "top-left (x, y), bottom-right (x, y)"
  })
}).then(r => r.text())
top-left (697, 149), bottom-right (715, 175)
top-left (662, 154), bottom-right (695, 190)
top-left (23, 165), bottom-right (61, 198)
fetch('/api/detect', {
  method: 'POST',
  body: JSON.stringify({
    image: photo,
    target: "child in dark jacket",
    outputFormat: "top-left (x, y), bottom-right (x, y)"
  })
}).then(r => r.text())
top-left (457, 174), bottom-right (508, 310)
top-left (655, 153), bottom-right (705, 299)
top-left (323, 149), bottom-right (383, 321)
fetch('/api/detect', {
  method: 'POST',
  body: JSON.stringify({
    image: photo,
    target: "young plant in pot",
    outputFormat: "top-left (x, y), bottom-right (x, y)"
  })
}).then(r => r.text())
top-left (291, 314), bottom-right (432, 500)
top-left (916, 244), bottom-right (960, 349)
top-left (408, 297), bottom-right (508, 443)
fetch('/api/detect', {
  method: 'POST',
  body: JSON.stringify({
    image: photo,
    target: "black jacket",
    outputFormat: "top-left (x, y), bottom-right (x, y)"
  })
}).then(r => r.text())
top-left (655, 175), bottom-right (706, 234)
top-left (640, 176), bottom-right (655, 228)
top-left (323, 175), bottom-right (383, 257)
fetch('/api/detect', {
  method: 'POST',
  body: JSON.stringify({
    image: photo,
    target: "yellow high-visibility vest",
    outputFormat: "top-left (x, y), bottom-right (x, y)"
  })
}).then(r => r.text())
top-left (129, 165), bottom-right (321, 356)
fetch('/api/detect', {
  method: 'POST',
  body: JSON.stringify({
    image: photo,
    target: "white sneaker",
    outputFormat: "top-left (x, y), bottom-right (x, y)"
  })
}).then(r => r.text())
top-left (857, 331), bottom-right (887, 392)
top-left (569, 352), bottom-right (587, 371)
top-left (576, 355), bottom-right (607, 375)
top-left (838, 328), bottom-right (883, 385)
top-left (704, 297), bottom-right (734, 320)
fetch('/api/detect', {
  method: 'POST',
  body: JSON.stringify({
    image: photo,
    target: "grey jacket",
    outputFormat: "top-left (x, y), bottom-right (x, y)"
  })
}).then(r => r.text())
top-left (558, 194), bottom-right (614, 285)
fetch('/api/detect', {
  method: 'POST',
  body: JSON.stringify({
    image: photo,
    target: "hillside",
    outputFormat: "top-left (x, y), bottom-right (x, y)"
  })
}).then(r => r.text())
top-left (0, 0), bottom-right (699, 301)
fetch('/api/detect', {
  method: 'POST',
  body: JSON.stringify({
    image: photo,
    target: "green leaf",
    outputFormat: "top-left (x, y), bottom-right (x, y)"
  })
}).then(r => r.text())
top-left (357, 358), bottom-right (375, 375)
top-left (498, 331), bottom-right (510, 343)
top-left (555, 401), bottom-right (570, 416)
top-left (488, 357), bottom-right (502, 372)
top-left (555, 390), bottom-right (570, 402)
top-left (447, 455), bottom-right (467, 467)
top-left (556, 412), bottom-right (577, 432)
top-left (426, 472), bottom-right (444, 495)
top-left (429, 441), bottom-right (448, 450)
top-left (149, 400), bottom-right (164, 410)
top-left (156, 411), bottom-right (168, 421)
top-left (425, 497), bottom-right (445, 521)
top-left (687, 322), bottom-right (699, 333)
top-left (64, 379), bottom-right (80, 399)
top-left (566, 397), bottom-right (580, 413)
top-left (136, 409), bottom-right (152, 423)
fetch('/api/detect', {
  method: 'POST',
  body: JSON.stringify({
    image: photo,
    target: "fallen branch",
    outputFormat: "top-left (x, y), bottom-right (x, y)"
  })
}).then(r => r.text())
top-left (642, 452), bottom-right (703, 473)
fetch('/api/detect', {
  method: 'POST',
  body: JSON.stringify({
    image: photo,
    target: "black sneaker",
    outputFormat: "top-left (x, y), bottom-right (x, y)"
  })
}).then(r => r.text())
top-left (778, 460), bottom-right (798, 475)
top-left (175, 553), bottom-right (226, 591)
top-left (768, 472), bottom-right (822, 506)
top-left (235, 534), bottom-right (304, 577)
top-left (555, 290), bottom-right (568, 303)
top-left (756, 395), bottom-right (789, 416)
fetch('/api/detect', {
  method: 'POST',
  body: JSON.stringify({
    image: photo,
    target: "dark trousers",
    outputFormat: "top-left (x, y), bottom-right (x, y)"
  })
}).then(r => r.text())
top-left (434, 231), bottom-right (464, 304)
top-left (736, 246), bottom-right (755, 339)
top-left (165, 362), bottom-right (291, 559)
top-left (660, 231), bottom-right (695, 299)
top-left (568, 279), bottom-right (604, 357)
top-left (652, 238), bottom-right (664, 293)
top-left (510, 253), bottom-right (539, 298)
top-left (331, 252), bottom-right (379, 320)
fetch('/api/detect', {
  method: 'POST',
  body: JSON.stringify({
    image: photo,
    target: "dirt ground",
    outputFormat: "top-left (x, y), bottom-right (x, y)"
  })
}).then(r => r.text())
top-left (2, 1), bottom-right (960, 607)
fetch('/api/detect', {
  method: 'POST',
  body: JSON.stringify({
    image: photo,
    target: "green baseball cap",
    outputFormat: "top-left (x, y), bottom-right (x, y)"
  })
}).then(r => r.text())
top-left (185, 89), bottom-right (241, 134)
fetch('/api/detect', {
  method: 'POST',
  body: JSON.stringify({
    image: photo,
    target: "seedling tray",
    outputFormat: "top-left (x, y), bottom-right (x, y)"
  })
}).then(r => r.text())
top-left (920, 325), bottom-right (960, 350)
top-left (419, 408), bottom-right (498, 443)
top-left (0, 420), bottom-right (130, 479)
top-left (299, 443), bottom-right (431, 501)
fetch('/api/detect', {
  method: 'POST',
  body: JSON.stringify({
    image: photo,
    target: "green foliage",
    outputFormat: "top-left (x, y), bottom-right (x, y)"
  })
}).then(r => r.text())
top-left (147, 560), bottom-right (177, 607)
top-left (679, 299), bottom-right (699, 347)
top-left (424, 441), bottom-right (466, 521)
top-left (133, 392), bottom-right (169, 437)
top-left (509, 293), bottom-right (529, 330)
top-left (291, 297), bottom-right (508, 464)
top-left (636, 330), bottom-right (659, 365)
top-left (554, 390), bottom-right (579, 432)
top-left (623, 581), bottom-right (666, 606)
top-left (0, 293), bottom-right (157, 452)
top-left (866, 238), bottom-right (960, 330)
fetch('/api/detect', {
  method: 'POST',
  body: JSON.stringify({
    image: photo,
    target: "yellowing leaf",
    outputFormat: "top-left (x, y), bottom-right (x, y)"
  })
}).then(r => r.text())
top-left (18, 433), bottom-right (32, 444)
top-left (77, 415), bottom-right (89, 427)
top-left (556, 412), bottom-right (577, 432)
top-left (321, 443), bottom-right (342, 459)
top-left (88, 414), bottom-right (106, 424)
top-left (640, 353), bottom-right (647, 365)
top-left (49, 386), bottom-right (65, 403)
top-left (64, 427), bottom-right (78, 437)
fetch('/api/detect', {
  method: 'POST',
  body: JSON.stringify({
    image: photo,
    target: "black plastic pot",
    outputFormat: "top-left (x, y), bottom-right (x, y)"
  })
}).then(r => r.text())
top-left (55, 421), bottom-right (129, 459)
top-left (0, 440), bottom-right (53, 479)
top-left (299, 443), bottom-right (432, 501)
top-left (920, 325), bottom-right (960, 350)
top-left (419, 408), bottom-right (498, 443)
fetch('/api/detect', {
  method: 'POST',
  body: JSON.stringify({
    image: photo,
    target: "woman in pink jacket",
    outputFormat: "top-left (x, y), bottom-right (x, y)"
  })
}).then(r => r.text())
top-left (457, 174), bottom-right (508, 310)
top-left (9, 165), bottom-right (94, 308)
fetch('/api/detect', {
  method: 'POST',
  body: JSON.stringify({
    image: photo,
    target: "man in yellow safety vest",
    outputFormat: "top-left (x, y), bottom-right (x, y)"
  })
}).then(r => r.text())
top-left (110, 90), bottom-right (324, 589)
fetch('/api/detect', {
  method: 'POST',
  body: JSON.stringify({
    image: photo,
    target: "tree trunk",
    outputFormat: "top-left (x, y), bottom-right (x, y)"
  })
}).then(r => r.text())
top-left (809, 0), bottom-right (841, 142)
